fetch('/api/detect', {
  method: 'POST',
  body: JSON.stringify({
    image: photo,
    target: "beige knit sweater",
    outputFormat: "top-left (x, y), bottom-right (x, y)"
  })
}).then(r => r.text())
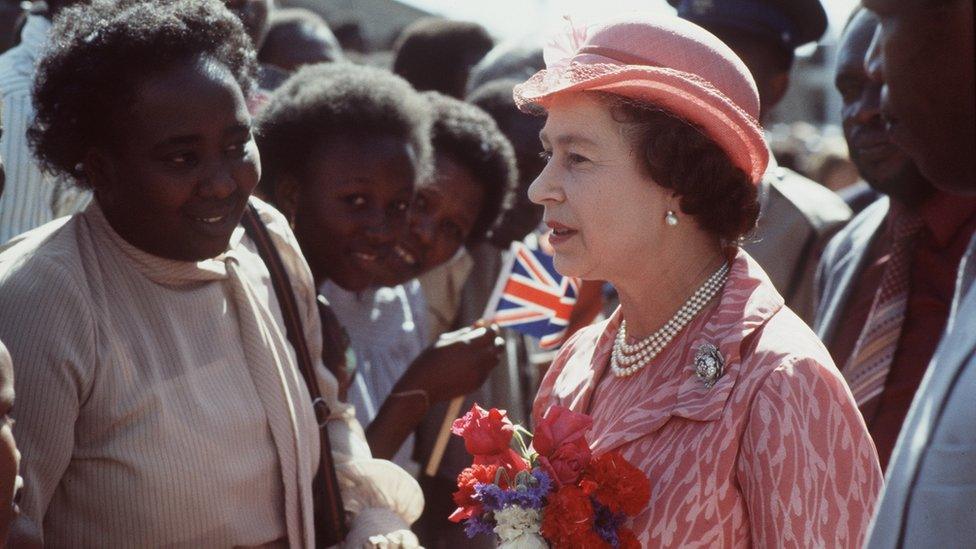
top-left (0, 197), bottom-right (422, 547)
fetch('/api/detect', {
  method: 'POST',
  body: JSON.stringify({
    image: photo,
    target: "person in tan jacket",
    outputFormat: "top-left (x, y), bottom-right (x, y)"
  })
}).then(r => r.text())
top-left (671, 0), bottom-right (852, 323)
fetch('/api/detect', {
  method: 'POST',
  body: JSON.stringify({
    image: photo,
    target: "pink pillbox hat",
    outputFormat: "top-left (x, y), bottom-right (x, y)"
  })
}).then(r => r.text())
top-left (514, 14), bottom-right (769, 184)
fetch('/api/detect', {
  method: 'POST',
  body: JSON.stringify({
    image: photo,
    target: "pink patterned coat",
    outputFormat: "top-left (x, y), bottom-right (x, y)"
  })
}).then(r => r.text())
top-left (533, 251), bottom-right (883, 547)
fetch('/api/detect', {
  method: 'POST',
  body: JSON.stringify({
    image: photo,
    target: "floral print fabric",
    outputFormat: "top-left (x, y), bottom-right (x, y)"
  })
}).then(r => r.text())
top-left (533, 250), bottom-right (882, 547)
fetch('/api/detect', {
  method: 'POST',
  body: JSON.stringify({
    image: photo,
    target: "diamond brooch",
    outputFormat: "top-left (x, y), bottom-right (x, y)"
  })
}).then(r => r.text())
top-left (694, 343), bottom-right (724, 388)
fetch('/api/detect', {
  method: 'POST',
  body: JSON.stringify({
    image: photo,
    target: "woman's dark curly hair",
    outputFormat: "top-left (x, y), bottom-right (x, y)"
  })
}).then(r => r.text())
top-left (598, 93), bottom-right (760, 246)
top-left (256, 62), bottom-right (432, 198)
top-left (423, 91), bottom-right (519, 245)
top-left (28, 0), bottom-right (257, 189)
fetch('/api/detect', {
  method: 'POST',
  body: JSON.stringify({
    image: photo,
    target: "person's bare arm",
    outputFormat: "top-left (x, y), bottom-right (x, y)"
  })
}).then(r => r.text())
top-left (366, 325), bottom-right (502, 460)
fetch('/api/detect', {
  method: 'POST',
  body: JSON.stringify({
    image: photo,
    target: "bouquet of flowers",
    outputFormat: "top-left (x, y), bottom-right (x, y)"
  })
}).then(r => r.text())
top-left (448, 404), bottom-right (650, 548)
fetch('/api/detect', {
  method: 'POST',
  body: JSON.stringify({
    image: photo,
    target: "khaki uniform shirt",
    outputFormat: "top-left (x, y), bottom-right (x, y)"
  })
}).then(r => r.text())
top-left (745, 165), bottom-right (852, 324)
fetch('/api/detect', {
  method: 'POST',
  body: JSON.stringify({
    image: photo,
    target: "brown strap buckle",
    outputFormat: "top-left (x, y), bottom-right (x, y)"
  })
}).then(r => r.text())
top-left (312, 397), bottom-right (331, 428)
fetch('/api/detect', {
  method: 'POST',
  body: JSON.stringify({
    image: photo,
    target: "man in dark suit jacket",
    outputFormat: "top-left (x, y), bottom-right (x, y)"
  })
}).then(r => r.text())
top-left (814, 7), bottom-right (976, 471)
top-left (861, 0), bottom-right (976, 545)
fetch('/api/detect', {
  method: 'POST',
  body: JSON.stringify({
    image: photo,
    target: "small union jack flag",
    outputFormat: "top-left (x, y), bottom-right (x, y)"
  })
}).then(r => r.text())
top-left (483, 237), bottom-right (579, 350)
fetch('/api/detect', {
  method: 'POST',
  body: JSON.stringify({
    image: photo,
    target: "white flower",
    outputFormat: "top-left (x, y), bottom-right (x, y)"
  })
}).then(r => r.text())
top-left (493, 506), bottom-right (542, 542)
top-left (497, 532), bottom-right (548, 549)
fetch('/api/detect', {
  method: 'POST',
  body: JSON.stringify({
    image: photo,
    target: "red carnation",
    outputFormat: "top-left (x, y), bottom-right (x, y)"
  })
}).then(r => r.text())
top-left (617, 528), bottom-right (641, 549)
top-left (582, 451), bottom-right (650, 516)
top-left (448, 464), bottom-right (500, 523)
top-left (541, 485), bottom-right (599, 547)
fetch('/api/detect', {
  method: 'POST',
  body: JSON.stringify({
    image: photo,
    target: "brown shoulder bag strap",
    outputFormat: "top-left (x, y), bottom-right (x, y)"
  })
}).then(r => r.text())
top-left (242, 204), bottom-right (348, 547)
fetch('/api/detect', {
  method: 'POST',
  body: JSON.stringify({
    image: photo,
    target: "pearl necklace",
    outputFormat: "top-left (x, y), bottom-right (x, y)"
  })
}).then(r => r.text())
top-left (610, 262), bottom-right (730, 378)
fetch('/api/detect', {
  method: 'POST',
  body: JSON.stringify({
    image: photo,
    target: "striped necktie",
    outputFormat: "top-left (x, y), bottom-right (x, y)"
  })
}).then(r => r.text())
top-left (844, 209), bottom-right (925, 420)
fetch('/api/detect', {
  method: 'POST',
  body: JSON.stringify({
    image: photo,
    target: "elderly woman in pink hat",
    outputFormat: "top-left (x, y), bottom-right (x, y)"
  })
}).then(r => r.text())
top-left (519, 14), bottom-right (882, 547)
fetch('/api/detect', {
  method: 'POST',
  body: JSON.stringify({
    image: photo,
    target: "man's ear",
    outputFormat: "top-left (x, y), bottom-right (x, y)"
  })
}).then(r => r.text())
top-left (274, 175), bottom-right (301, 223)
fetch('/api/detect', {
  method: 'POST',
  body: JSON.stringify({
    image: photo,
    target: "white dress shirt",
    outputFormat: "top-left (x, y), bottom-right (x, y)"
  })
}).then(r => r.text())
top-left (0, 15), bottom-right (91, 245)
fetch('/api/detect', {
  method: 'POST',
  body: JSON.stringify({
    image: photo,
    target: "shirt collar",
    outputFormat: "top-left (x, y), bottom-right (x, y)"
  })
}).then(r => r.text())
top-left (667, 248), bottom-right (784, 422)
top-left (917, 191), bottom-right (976, 248)
top-left (20, 15), bottom-right (51, 64)
top-left (83, 198), bottom-right (246, 287)
top-left (579, 250), bottom-right (785, 453)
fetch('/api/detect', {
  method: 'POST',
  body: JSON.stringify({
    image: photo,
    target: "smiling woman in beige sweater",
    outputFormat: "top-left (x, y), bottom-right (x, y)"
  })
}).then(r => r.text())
top-left (0, 1), bottom-right (421, 546)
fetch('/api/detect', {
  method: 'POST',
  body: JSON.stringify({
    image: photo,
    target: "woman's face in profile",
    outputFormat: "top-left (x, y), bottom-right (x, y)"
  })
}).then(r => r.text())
top-left (528, 93), bottom-right (674, 282)
top-left (92, 57), bottom-right (260, 261)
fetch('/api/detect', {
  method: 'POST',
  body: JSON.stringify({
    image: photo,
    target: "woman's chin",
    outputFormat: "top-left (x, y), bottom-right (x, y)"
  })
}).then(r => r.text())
top-left (552, 253), bottom-right (585, 279)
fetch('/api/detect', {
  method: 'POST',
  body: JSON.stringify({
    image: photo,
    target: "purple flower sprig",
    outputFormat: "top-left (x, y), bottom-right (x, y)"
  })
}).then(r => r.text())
top-left (592, 497), bottom-right (628, 547)
top-left (462, 515), bottom-right (495, 538)
top-left (475, 468), bottom-right (553, 512)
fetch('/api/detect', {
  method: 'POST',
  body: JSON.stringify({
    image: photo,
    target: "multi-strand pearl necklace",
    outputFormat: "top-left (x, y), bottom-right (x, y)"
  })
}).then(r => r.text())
top-left (610, 262), bottom-right (730, 378)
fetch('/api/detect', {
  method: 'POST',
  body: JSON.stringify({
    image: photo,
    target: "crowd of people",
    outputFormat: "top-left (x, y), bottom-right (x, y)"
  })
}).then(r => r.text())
top-left (0, 0), bottom-right (971, 547)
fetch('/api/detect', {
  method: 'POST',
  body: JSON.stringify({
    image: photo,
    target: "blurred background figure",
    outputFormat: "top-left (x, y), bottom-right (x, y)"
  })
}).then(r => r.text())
top-left (815, 6), bottom-right (975, 472)
top-left (809, 135), bottom-right (876, 214)
top-left (860, 0), bottom-right (976, 545)
top-left (0, 0), bottom-right (87, 244)
top-left (465, 41), bottom-right (547, 246)
top-left (258, 7), bottom-right (343, 73)
top-left (225, 0), bottom-right (272, 49)
top-left (465, 41), bottom-right (544, 96)
top-left (0, 0), bottom-right (23, 54)
top-left (467, 78), bottom-right (545, 247)
top-left (392, 17), bottom-right (493, 98)
top-left (224, 0), bottom-right (293, 95)
top-left (671, 0), bottom-right (852, 323)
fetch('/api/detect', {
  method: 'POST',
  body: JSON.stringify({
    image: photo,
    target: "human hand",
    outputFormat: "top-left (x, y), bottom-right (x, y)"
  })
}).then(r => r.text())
top-left (363, 528), bottom-right (420, 548)
top-left (395, 324), bottom-right (503, 404)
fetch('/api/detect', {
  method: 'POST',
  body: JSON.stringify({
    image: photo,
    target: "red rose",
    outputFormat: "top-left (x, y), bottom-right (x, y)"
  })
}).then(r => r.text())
top-left (582, 452), bottom-right (650, 516)
top-left (474, 447), bottom-right (529, 474)
top-left (452, 404), bottom-right (528, 473)
top-left (448, 464), bottom-right (500, 523)
top-left (541, 485), bottom-right (595, 546)
top-left (538, 442), bottom-right (591, 486)
top-left (452, 404), bottom-right (514, 456)
top-left (533, 405), bottom-right (592, 457)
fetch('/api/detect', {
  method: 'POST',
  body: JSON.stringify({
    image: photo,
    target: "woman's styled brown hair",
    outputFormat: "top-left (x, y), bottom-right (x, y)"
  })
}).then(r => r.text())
top-left (600, 93), bottom-right (760, 246)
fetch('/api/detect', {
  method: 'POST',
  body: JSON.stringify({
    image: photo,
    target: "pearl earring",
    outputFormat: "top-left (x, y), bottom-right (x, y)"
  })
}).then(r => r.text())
top-left (665, 210), bottom-right (679, 226)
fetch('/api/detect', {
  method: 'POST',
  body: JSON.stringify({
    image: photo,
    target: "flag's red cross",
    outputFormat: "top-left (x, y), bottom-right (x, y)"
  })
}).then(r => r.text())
top-left (502, 277), bottom-right (574, 322)
top-left (490, 242), bottom-right (578, 349)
